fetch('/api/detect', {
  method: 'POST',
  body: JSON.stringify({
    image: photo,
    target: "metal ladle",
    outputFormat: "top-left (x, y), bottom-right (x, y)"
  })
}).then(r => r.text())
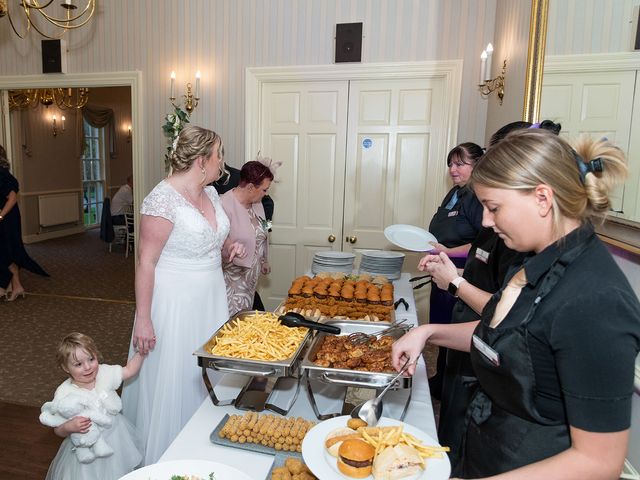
top-left (350, 357), bottom-right (416, 426)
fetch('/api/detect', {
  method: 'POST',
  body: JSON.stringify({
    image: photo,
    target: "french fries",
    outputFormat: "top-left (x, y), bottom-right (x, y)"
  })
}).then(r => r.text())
top-left (359, 425), bottom-right (450, 462)
top-left (209, 312), bottom-right (307, 361)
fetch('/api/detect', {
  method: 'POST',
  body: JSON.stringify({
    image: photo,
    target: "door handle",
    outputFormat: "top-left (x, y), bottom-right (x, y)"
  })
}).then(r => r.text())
top-left (348, 236), bottom-right (357, 244)
top-left (328, 234), bottom-right (336, 243)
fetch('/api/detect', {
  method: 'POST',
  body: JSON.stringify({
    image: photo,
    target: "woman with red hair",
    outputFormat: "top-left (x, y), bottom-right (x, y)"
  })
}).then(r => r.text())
top-left (220, 158), bottom-right (276, 315)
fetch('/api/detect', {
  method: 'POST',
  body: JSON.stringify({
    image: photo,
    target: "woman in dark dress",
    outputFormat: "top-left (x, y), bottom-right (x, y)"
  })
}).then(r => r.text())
top-left (0, 145), bottom-right (48, 300)
top-left (426, 142), bottom-right (484, 397)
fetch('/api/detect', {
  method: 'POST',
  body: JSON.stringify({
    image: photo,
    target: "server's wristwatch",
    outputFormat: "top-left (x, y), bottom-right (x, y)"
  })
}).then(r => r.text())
top-left (447, 276), bottom-right (466, 297)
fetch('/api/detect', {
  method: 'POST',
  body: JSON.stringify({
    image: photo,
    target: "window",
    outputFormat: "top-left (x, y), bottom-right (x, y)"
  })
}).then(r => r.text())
top-left (81, 120), bottom-right (105, 226)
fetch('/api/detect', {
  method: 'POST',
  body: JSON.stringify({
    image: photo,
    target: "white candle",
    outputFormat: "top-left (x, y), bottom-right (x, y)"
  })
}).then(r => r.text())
top-left (61, 115), bottom-right (66, 131)
top-left (480, 50), bottom-right (487, 84)
top-left (485, 43), bottom-right (494, 81)
top-left (170, 71), bottom-right (176, 99)
top-left (195, 70), bottom-right (201, 99)
top-left (64, 0), bottom-right (72, 5)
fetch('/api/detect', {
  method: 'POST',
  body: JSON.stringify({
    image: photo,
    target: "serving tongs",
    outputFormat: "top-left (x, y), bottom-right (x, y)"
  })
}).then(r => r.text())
top-left (347, 318), bottom-right (410, 345)
top-left (278, 311), bottom-right (341, 335)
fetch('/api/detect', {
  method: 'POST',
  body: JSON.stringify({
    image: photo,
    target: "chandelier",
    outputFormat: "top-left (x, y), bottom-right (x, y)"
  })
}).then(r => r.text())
top-left (0, 0), bottom-right (96, 39)
top-left (8, 87), bottom-right (89, 110)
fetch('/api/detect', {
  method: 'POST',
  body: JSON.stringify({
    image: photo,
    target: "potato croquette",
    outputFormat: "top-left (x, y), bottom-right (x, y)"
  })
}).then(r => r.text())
top-left (347, 418), bottom-right (368, 429)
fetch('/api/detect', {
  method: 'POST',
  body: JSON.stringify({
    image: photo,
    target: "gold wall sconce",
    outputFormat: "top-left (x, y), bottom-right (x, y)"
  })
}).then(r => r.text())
top-left (169, 70), bottom-right (201, 114)
top-left (478, 43), bottom-right (506, 105)
top-left (51, 114), bottom-right (65, 137)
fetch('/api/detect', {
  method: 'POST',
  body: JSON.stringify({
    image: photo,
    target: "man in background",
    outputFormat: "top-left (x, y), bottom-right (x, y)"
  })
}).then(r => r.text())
top-left (111, 175), bottom-right (133, 225)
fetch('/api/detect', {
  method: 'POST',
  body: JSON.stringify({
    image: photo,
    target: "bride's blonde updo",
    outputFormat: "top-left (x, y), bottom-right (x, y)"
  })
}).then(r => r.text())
top-left (168, 125), bottom-right (224, 175)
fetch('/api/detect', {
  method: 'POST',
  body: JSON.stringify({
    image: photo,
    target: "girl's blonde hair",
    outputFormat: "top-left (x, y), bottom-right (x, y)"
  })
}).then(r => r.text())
top-left (168, 125), bottom-right (226, 178)
top-left (471, 129), bottom-right (627, 235)
top-left (56, 332), bottom-right (102, 371)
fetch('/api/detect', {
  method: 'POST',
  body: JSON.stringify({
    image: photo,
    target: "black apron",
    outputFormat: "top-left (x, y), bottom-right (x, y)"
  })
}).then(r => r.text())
top-left (428, 187), bottom-right (478, 249)
top-left (458, 239), bottom-right (589, 478)
top-left (438, 230), bottom-right (516, 469)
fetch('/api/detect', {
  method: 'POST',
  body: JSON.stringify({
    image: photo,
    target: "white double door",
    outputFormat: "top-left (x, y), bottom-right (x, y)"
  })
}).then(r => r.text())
top-left (256, 76), bottom-right (449, 310)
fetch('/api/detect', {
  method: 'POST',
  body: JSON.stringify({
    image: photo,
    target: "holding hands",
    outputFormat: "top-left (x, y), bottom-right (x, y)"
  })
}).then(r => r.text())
top-left (133, 317), bottom-right (156, 356)
top-left (226, 241), bottom-right (247, 262)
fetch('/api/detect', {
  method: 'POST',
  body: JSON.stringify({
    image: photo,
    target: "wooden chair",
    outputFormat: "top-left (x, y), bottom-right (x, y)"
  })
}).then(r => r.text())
top-left (123, 204), bottom-right (135, 258)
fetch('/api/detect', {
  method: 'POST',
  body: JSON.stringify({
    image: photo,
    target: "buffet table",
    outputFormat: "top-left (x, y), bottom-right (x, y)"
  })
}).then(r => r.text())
top-left (159, 273), bottom-right (436, 478)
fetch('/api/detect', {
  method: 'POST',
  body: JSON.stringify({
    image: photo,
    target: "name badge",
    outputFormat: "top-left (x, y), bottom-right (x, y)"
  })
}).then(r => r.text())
top-left (472, 334), bottom-right (500, 366)
top-left (475, 248), bottom-right (490, 264)
top-left (448, 210), bottom-right (459, 217)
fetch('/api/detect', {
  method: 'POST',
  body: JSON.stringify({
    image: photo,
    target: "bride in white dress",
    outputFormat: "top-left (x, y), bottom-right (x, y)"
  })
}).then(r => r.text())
top-left (122, 125), bottom-right (246, 465)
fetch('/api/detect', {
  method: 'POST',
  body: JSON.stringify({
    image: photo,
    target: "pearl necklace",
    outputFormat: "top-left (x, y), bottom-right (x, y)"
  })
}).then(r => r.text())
top-left (183, 187), bottom-right (205, 215)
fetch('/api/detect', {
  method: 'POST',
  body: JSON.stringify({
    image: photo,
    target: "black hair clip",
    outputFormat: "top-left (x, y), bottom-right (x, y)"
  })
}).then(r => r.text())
top-left (574, 151), bottom-right (604, 184)
top-left (586, 158), bottom-right (604, 173)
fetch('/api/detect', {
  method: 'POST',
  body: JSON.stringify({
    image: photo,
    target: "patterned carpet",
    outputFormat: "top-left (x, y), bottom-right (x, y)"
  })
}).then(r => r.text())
top-left (1, 229), bottom-right (135, 407)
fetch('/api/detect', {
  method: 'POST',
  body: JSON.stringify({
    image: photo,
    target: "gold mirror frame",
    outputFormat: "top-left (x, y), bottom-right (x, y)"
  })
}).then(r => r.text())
top-left (523, 0), bottom-right (548, 123)
top-left (522, 0), bottom-right (640, 253)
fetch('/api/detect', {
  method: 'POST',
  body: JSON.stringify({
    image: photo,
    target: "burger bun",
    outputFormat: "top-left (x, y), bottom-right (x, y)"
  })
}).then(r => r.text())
top-left (337, 439), bottom-right (375, 478)
top-left (324, 427), bottom-right (360, 457)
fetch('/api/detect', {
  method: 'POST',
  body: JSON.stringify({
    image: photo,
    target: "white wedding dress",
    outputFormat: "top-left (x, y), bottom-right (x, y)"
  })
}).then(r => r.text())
top-left (122, 180), bottom-right (230, 465)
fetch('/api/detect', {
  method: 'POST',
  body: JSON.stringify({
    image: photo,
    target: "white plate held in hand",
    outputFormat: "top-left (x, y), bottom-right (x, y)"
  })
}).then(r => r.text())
top-left (384, 224), bottom-right (438, 252)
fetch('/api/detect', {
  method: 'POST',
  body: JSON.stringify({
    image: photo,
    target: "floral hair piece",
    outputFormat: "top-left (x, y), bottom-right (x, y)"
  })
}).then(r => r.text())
top-left (255, 151), bottom-right (282, 178)
top-left (162, 106), bottom-right (190, 171)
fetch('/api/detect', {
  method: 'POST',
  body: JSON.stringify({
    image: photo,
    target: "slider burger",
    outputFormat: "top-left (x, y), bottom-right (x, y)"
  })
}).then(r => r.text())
top-left (324, 427), bottom-right (360, 457)
top-left (372, 444), bottom-right (424, 480)
top-left (337, 439), bottom-right (375, 478)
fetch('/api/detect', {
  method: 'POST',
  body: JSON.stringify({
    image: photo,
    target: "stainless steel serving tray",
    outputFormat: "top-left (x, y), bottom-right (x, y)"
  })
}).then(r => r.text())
top-left (274, 300), bottom-right (395, 325)
top-left (301, 320), bottom-right (412, 390)
top-left (194, 310), bottom-right (313, 378)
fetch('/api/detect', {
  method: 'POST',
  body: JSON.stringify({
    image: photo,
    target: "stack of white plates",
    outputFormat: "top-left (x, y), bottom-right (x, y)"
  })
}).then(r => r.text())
top-left (358, 250), bottom-right (405, 280)
top-left (311, 251), bottom-right (356, 275)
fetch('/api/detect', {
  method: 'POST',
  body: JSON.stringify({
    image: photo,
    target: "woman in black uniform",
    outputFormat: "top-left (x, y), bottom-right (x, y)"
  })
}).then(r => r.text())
top-left (393, 129), bottom-right (640, 478)
top-left (419, 120), bottom-right (561, 469)
top-left (426, 142), bottom-right (484, 397)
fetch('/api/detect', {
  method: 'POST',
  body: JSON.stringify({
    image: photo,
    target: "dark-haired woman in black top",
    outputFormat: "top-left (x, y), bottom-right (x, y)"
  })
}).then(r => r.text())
top-left (426, 142), bottom-right (484, 397)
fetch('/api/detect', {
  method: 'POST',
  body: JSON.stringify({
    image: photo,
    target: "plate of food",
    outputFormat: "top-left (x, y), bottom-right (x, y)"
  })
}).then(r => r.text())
top-left (301, 416), bottom-right (450, 480)
top-left (119, 459), bottom-right (253, 480)
top-left (384, 225), bottom-right (438, 252)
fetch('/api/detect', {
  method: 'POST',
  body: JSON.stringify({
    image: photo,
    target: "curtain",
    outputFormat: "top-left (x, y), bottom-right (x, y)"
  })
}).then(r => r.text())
top-left (81, 104), bottom-right (117, 158)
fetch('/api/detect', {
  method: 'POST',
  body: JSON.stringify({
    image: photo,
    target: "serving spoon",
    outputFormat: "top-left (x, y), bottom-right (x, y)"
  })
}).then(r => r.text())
top-left (350, 357), bottom-right (416, 426)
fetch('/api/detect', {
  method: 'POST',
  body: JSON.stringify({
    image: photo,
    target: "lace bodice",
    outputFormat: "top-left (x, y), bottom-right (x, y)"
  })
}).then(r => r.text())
top-left (140, 180), bottom-right (230, 260)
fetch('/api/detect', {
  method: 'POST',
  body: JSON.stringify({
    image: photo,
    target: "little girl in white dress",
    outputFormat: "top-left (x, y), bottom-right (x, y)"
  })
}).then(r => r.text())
top-left (40, 332), bottom-right (145, 480)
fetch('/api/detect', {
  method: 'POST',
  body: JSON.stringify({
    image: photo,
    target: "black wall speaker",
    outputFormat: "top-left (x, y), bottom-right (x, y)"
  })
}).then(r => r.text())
top-left (335, 22), bottom-right (363, 63)
top-left (42, 39), bottom-right (63, 73)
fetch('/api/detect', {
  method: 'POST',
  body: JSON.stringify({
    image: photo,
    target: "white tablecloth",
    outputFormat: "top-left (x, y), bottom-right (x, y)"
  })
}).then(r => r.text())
top-left (159, 273), bottom-right (435, 478)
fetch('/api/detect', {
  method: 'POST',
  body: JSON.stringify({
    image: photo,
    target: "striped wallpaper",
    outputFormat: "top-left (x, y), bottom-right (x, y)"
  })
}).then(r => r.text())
top-left (0, 0), bottom-right (502, 191)
top-left (546, 0), bottom-right (640, 54)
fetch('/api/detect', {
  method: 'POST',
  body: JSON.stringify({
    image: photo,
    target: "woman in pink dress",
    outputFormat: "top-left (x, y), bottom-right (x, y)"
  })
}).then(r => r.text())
top-left (220, 159), bottom-right (276, 315)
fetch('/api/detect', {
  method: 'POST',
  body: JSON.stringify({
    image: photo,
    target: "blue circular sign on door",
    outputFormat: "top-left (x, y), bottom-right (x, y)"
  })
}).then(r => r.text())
top-left (362, 138), bottom-right (373, 149)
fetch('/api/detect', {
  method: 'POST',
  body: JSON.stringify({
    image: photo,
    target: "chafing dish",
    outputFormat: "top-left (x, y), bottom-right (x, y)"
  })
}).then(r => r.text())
top-left (301, 320), bottom-right (411, 389)
top-left (194, 310), bottom-right (313, 415)
top-left (300, 320), bottom-right (413, 420)
top-left (195, 310), bottom-right (312, 377)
